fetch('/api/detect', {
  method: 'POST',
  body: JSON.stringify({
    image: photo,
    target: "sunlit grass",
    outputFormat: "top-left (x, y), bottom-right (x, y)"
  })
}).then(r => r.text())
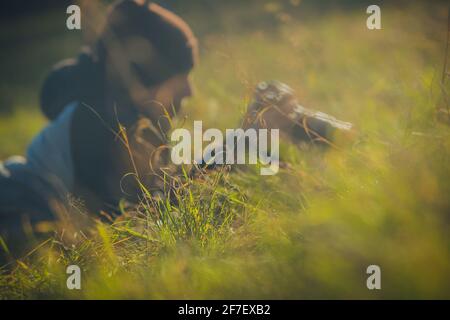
top-left (0, 2), bottom-right (449, 299)
top-left (0, 108), bottom-right (46, 158)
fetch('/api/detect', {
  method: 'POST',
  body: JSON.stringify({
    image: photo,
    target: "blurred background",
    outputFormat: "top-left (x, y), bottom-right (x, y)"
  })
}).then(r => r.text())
top-left (0, 0), bottom-right (425, 157)
top-left (0, 0), bottom-right (449, 299)
top-left (0, 0), bottom-right (448, 156)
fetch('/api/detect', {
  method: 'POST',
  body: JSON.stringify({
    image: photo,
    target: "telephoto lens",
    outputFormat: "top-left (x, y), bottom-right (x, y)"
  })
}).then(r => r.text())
top-left (244, 80), bottom-right (353, 145)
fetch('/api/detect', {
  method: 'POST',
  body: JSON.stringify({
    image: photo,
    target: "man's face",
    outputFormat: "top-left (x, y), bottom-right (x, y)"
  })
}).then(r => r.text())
top-left (105, 36), bottom-right (194, 125)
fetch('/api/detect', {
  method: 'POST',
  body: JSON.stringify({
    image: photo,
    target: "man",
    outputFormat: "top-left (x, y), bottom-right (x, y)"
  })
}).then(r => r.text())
top-left (0, 0), bottom-right (352, 259)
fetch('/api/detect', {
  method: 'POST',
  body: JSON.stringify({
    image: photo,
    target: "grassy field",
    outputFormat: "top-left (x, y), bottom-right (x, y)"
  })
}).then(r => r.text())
top-left (1, 1), bottom-right (450, 299)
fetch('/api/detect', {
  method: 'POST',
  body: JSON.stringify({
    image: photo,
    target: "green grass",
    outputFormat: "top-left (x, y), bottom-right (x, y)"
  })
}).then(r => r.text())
top-left (1, 1), bottom-right (450, 299)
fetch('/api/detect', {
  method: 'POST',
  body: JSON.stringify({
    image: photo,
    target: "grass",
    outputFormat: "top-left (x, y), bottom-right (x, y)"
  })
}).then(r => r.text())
top-left (0, 1), bottom-right (450, 299)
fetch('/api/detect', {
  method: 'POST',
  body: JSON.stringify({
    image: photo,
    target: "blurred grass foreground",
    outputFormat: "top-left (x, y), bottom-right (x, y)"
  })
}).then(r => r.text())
top-left (0, 0), bottom-right (450, 299)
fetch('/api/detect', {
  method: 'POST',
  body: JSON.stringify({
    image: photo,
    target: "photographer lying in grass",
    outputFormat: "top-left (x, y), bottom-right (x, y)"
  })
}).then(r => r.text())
top-left (0, 0), bottom-right (352, 257)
